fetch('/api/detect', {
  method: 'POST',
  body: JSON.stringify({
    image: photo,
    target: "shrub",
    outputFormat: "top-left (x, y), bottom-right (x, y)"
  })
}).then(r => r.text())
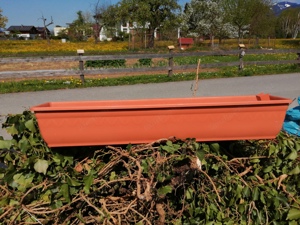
top-left (138, 58), bottom-right (152, 66)
top-left (85, 59), bottom-right (126, 68)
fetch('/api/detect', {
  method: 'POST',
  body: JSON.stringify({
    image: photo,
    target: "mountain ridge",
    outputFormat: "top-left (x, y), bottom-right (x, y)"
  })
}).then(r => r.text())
top-left (272, 1), bottom-right (300, 15)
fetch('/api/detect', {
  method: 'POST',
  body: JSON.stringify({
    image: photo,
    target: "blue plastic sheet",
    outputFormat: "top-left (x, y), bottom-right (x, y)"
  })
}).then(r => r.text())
top-left (283, 97), bottom-right (300, 137)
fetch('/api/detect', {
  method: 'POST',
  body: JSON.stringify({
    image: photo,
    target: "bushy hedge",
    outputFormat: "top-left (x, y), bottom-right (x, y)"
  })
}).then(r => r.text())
top-left (85, 59), bottom-right (126, 68)
top-left (0, 111), bottom-right (300, 224)
top-left (138, 58), bottom-right (152, 66)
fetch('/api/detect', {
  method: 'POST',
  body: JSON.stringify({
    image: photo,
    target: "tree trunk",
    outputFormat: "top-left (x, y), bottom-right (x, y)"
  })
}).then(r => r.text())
top-left (210, 35), bottom-right (214, 48)
top-left (218, 37), bottom-right (222, 45)
top-left (147, 28), bottom-right (155, 48)
top-left (255, 36), bottom-right (259, 47)
top-left (94, 24), bottom-right (101, 44)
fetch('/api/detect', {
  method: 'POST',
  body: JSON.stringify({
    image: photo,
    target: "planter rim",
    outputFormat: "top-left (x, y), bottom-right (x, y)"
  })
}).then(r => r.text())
top-left (31, 93), bottom-right (291, 112)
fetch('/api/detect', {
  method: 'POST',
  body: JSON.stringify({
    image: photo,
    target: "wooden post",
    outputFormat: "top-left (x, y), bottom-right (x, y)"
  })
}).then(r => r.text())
top-left (238, 44), bottom-right (246, 71)
top-left (168, 45), bottom-right (175, 76)
top-left (192, 59), bottom-right (201, 97)
top-left (77, 49), bottom-right (85, 84)
top-left (297, 53), bottom-right (300, 66)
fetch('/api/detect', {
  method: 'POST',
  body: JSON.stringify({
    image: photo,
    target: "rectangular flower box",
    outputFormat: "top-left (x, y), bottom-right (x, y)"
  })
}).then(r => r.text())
top-left (30, 93), bottom-right (291, 147)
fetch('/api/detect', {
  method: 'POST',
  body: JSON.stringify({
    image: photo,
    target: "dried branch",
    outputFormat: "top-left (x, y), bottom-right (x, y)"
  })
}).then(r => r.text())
top-left (80, 193), bottom-right (105, 217)
top-left (198, 168), bottom-right (222, 203)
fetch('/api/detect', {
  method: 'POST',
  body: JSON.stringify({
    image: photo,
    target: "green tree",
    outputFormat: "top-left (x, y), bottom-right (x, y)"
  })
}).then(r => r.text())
top-left (277, 7), bottom-right (300, 39)
top-left (91, 0), bottom-right (114, 43)
top-left (222, 0), bottom-right (251, 42)
top-left (68, 11), bottom-right (93, 41)
top-left (0, 8), bottom-right (8, 28)
top-left (113, 0), bottom-right (181, 48)
top-left (222, 0), bottom-right (273, 42)
top-left (247, 0), bottom-right (276, 47)
top-left (101, 4), bottom-right (120, 37)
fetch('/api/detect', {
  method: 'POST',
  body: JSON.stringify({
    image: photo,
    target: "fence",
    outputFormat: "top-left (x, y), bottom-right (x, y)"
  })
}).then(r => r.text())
top-left (0, 48), bottom-right (299, 81)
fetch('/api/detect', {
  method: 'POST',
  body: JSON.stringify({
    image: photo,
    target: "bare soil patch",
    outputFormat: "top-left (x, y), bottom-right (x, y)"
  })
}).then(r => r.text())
top-left (0, 61), bottom-right (78, 71)
top-left (0, 58), bottom-right (219, 81)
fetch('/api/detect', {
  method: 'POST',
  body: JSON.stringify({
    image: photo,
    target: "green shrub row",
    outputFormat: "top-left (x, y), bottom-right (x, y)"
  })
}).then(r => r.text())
top-left (85, 59), bottom-right (126, 68)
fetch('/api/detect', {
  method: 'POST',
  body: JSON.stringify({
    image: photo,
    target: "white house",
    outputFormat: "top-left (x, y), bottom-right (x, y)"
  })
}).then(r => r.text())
top-left (53, 26), bottom-right (67, 36)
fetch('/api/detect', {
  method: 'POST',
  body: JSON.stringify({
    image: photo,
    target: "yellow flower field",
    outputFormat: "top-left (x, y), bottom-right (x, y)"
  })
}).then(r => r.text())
top-left (0, 38), bottom-right (298, 56)
top-left (0, 40), bottom-right (128, 55)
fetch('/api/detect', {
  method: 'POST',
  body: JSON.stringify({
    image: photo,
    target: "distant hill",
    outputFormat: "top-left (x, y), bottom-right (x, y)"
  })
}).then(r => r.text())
top-left (272, 1), bottom-right (300, 15)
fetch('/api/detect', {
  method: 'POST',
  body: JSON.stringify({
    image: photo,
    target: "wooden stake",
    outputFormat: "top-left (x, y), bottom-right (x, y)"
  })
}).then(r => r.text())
top-left (192, 59), bottom-right (201, 97)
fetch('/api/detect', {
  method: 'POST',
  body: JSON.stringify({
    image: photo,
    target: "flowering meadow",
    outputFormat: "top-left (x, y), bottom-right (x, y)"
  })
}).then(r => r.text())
top-left (0, 38), bottom-right (299, 57)
top-left (0, 39), bottom-right (128, 56)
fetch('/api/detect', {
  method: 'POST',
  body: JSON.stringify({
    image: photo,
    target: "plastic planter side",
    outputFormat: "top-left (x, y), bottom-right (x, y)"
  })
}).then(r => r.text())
top-left (30, 93), bottom-right (291, 147)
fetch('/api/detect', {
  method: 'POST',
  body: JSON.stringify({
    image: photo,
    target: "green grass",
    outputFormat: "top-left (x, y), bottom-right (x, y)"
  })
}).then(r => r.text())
top-left (174, 53), bottom-right (297, 65)
top-left (1, 63), bottom-right (299, 94)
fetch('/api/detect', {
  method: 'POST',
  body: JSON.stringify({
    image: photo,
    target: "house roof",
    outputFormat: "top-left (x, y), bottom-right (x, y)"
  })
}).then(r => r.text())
top-left (7, 25), bottom-right (36, 32)
top-left (36, 27), bottom-right (44, 31)
top-left (36, 27), bottom-right (50, 32)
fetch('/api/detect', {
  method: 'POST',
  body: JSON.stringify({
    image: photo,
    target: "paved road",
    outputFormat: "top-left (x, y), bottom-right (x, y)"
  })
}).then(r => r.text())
top-left (1, 73), bottom-right (299, 139)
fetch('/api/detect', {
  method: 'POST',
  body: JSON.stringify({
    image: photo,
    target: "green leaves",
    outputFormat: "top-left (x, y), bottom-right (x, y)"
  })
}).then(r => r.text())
top-left (12, 173), bottom-right (34, 192)
top-left (160, 140), bottom-right (181, 154)
top-left (0, 140), bottom-right (14, 149)
top-left (286, 150), bottom-right (298, 160)
top-left (287, 208), bottom-right (300, 220)
top-left (288, 165), bottom-right (300, 175)
top-left (83, 171), bottom-right (94, 194)
top-left (185, 187), bottom-right (194, 200)
top-left (157, 185), bottom-right (173, 197)
top-left (60, 183), bottom-right (71, 203)
top-left (34, 159), bottom-right (49, 175)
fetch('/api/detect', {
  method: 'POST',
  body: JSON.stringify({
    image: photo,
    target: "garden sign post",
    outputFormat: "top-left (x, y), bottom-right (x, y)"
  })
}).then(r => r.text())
top-left (77, 49), bottom-right (85, 84)
top-left (168, 45), bottom-right (175, 76)
top-left (238, 44), bottom-right (246, 71)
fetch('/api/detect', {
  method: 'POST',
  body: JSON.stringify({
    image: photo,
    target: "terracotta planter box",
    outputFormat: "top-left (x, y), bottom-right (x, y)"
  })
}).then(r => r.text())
top-left (30, 93), bottom-right (291, 147)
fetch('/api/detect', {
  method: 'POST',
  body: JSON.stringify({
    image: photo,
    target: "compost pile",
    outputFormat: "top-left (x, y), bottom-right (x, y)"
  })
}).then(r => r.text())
top-left (0, 111), bottom-right (300, 224)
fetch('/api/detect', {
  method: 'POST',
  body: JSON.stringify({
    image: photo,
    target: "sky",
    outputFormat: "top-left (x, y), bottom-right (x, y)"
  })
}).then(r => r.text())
top-left (1, 0), bottom-right (300, 30)
top-left (0, 0), bottom-right (189, 30)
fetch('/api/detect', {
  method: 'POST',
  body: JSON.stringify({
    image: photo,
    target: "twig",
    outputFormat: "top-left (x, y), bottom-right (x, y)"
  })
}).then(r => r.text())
top-left (199, 168), bottom-right (221, 203)
top-left (156, 203), bottom-right (166, 224)
top-left (22, 207), bottom-right (44, 225)
top-left (229, 156), bottom-right (271, 163)
top-left (21, 196), bottom-right (81, 215)
top-left (130, 208), bottom-right (152, 225)
top-left (80, 193), bottom-right (105, 217)
top-left (277, 174), bottom-right (288, 190)
top-left (99, 198), bottom-right (118, 224)
top-left (238, 166), bottom-right (253, 177)
top-left (109, 199), bottom-right (137, 215)
top-left (97, 155), bottom-right (122, 177)
top-left (206, 154), bottom-right (233, 172)
top-left (0, 207), bottom-right (14, 221)
top-left (135, 160), bottom-right (145, 200)
top-left (94, 177), bottom-right (133, 188)
top-left (120, 159), bottom-right (133, 178)
top-left (20, 181), bottom-right (47, 204)
top-left (255, 175), bottom-right (264, 184)
top-left (0, 184), bottom-right (10, 195)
